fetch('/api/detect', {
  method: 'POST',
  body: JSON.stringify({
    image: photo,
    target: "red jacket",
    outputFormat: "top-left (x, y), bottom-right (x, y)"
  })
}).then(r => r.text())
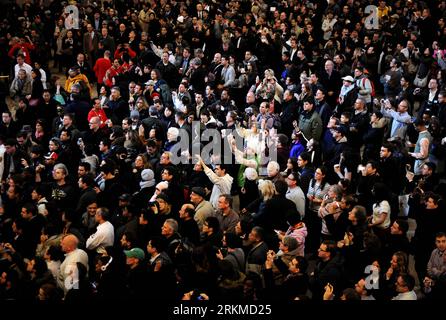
top-left (93, 58), bottom-right (112, 84)
top-left (8, 43), bottom-right (35, 64)
top-left (87, 108), bottom-right (108, 127)
top-left (113, 47), bottom-right (136, 60)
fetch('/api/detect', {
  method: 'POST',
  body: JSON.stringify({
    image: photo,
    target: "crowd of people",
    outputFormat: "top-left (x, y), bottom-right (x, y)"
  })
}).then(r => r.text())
top-left (0, 0), bottom-right (445, 301)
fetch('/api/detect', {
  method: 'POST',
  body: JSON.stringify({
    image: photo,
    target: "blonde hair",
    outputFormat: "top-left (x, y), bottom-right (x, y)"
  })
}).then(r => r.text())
top-left (258, 179), bottom-right (277, 201)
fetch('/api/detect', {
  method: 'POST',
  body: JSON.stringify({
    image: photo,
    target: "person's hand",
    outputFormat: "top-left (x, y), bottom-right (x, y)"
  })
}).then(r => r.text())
top-left (3, 243), bottom-right (15, 254)
top-left (182, 290), bottom-right (194, 300)
top-left (216, 249), bottom-right (224, 260)
top-left (265, 250), bottom-right (275, 269)
top-left (268, 250), bottom-right (276, 258)
top-left (327, 202), bottom-right (339, 214)
top-left (333, 164), bottom-right (341, 174)
top-left (386, 267), bottom-right (394, 280)
top-left (138, 124), bottom-right (145, 137)
top-left (323, 283), bottom-right (334, 300)
top-left (154, 260), bottom-right (162, 272)
top-left (150, 202), bottom-right (158, 214)
top-left (344, 232), bottom-right (353, 246)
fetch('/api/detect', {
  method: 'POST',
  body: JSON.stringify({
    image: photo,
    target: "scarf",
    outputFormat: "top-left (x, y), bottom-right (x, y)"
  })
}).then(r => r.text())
top-left (339, 84), bottom-right (354, 98)
top-left (140, 179), bottom-right (155, 189)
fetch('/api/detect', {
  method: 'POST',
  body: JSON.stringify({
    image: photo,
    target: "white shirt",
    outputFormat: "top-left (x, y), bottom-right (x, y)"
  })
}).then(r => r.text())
top-left (392, 290), bottom-right (417, 300)
top-left (58, 249), bottom-right (89, 292)
top-left (286, 186), bottom-right (306, 218)
top-left (428, 89), bottom-right (438, 103)
top-left (86, 221), bottom-right (114, 251)
top-left (372, 200), bottom-right (391, 229)
top-left (14, 62), bottom-right (33, 77)
top-left (204, 167), bottom-right (234, 208)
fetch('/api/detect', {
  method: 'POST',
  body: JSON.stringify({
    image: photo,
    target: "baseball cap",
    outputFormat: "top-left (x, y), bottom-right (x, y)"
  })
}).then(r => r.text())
top-left (119, 193), bottom-right (131, 201)
top-left (342, 75), bottom-right (354, 83)
top-left (145, 80), bottom-right (156, 86)
top-left (124, 248), bottom-right (145, 260)
top-left (191, 187), bottom-right (206, 198)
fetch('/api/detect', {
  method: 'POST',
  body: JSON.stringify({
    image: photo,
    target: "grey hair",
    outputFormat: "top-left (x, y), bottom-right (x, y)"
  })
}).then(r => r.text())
top-left (54, 163), bottom-right (69, 176)
top-left (329, 184), bottom-right (343, 201)
top-left (267, 161), bottom-right (280, 173)
top-left (282, 236), bottom-right (298, 251)
top-left (164, 218), bottom-right (178, 233)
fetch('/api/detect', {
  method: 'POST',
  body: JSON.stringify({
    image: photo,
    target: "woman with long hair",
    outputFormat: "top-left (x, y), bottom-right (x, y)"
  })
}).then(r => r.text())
top-left (129, 153), bottom-right (151, 193)
top-left (306, 166), bottom-right (330, 253)
top-left (135, 96), bottom-right (149, 119)
top-left (281, 157), bottom-right (299, 177)
top-left (31, 118), bottom-right (48, 148)
top-left (247, 179), bottom-right (277, 222)
top-left (382, 251), bottom-right (409, 299)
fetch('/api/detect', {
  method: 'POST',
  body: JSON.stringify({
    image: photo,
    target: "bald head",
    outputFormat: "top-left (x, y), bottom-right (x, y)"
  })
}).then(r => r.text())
top-left (179, 203), bottom-right (195, 219)
top-left (61, 234), bottom-right (79, 253)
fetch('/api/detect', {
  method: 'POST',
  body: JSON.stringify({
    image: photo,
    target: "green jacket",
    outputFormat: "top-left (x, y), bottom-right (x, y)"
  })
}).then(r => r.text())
top-left (298, 110), bottom-right (323, 141)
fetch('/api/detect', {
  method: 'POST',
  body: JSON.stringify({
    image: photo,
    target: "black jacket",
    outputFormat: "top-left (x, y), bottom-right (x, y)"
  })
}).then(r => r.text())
top-left (310, 253), bottom-right (345, 300)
